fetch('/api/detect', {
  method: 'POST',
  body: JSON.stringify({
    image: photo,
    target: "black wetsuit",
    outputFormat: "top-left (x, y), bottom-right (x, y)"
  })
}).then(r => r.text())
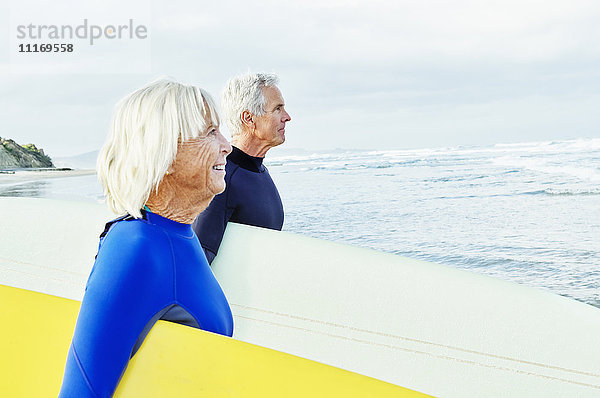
top-left (192, 146), bottom-right (284, 263)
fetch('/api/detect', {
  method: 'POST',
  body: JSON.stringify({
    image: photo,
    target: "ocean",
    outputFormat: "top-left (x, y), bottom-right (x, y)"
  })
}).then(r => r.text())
top-left (2, 138), bottom-right (599, 308)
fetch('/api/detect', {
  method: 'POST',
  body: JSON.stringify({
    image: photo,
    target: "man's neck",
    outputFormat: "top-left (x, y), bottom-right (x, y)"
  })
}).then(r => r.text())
top-left (232, 134), bottom-right (271, 158)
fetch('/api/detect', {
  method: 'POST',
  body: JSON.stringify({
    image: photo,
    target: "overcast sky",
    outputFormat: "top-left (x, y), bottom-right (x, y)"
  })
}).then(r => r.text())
top-left (1, 0), bottom-right (599, 157)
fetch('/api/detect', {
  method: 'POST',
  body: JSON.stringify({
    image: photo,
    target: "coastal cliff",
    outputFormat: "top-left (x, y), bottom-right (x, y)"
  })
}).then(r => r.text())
top-left (0, 137), bottom-right (54, 169)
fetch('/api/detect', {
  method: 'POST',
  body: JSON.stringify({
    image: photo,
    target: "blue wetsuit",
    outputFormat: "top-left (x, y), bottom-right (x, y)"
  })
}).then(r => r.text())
top-left (59, 210), bottom-right (233, 398)
top-left (192, 146), bottom-right (284, 263)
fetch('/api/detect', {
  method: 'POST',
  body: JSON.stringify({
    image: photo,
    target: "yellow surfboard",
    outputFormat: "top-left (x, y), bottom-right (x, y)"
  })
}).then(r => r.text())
top-left (0, 284), bottom-right (429, 397)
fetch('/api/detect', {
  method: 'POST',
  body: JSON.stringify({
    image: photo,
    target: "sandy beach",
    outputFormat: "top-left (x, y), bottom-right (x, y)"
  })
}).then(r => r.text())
top-left (0, 169), bottom-right (96, 185)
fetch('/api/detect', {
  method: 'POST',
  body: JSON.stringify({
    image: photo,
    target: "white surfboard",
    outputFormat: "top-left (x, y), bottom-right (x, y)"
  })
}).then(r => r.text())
top-left (1, 197), bottom-right (600, 397)
top-left (211, 223), bottom-right (600, 397)
top-left (0, 197), bottom-right (111, 301)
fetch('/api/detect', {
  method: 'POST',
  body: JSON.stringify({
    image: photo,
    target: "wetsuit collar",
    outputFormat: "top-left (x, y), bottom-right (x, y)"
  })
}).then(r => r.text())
top-left (228, 146), bottom-right (264, 173)
top-left (144, 210), bottom-right (195, 238)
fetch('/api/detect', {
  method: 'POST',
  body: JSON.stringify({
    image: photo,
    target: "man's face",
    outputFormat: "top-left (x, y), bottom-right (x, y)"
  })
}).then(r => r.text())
top-left (253, 86), bottom-right (291, 148)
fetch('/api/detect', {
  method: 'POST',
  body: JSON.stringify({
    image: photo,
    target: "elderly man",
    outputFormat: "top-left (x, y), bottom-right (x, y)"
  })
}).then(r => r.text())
top-left (192, 72), bottom-right (291, 263)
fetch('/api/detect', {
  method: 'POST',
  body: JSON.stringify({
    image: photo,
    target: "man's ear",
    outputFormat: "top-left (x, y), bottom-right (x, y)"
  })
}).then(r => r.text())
top-left (241, 110), bottom-right (254, 128)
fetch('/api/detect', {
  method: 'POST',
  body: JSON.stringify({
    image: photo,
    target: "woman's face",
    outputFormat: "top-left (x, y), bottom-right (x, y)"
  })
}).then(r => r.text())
top-left (168, 126), bottom-right (232, 198)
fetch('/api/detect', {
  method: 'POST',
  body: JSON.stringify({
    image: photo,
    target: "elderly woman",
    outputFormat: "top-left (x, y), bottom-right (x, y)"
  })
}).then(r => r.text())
top-left (59, 80), bottom-right (233, 397)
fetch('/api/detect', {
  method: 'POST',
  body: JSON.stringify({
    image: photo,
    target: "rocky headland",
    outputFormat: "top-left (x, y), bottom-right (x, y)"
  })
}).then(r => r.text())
top-left (0, 137), bottom-right (54, 169)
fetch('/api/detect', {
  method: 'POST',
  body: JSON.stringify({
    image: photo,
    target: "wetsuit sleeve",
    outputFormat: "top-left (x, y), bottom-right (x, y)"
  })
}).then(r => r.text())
top-left (59, 225), bottom-right (169, 398)
top-left (192, 181), bottom-right (236, 264)
top-left (204, 247), bottom-right (217, 264)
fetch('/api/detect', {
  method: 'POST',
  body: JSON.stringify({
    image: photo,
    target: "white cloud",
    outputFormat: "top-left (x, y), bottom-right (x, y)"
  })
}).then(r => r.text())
top-left (1, 0), bottom-right (599, 156)
top-left (154, 13), bottom-right (219, 31)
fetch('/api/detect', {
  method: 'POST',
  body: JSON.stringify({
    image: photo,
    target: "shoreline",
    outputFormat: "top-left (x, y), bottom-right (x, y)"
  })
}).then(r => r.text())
top-left (0, 169), bottom-right (96, 185)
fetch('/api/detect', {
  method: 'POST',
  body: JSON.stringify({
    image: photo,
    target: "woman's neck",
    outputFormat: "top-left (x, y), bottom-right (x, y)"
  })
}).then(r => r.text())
top-left (145, 178), bottom-right (212, 224)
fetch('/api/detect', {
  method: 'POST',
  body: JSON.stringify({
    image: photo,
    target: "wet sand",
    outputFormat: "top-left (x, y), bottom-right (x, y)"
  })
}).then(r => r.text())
top-left (0, 169), bottom-right (96, 185)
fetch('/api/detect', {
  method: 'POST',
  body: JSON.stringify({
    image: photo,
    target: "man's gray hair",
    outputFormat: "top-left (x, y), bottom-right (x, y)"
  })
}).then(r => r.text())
top-left (221, 72), bottom-right (279, 138)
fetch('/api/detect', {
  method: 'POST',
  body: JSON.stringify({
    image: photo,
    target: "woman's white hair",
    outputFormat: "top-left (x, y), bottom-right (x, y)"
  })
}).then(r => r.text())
top-left (221, 72), bottom-right (279, 139)
top-left (97, 78), bottom-right (220, 218)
